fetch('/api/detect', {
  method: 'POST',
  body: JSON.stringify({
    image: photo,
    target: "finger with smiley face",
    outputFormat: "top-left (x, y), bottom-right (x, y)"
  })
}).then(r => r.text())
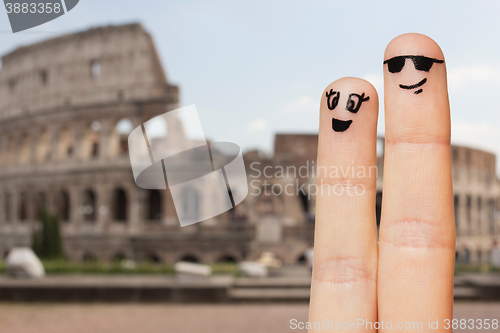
top-left (311, 77), bottom-right (378, 327)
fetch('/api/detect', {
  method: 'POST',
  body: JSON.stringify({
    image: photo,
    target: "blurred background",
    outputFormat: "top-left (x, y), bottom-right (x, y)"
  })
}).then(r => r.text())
top-left (0, 1), bottom-right (499, 332)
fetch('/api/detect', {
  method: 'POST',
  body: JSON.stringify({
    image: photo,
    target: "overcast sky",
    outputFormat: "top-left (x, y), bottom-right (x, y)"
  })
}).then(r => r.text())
top-left (1, 0), bottom-right (500, 174)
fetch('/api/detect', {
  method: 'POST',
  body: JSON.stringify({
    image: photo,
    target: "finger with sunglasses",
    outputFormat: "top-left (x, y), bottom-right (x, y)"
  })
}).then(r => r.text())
top-left (308, 33), bottom-right (454, 332)
top-left (379, 33), bottom-right (454, 332)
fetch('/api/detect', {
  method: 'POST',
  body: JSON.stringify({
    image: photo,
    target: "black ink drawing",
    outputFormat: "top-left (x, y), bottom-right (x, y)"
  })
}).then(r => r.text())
top-left (326, 89), bottom-right (340, 110)
top-left (332, 119), bottom-right (353, 132)
top-left (383, 55), bottom-right (443, 94)
top-left (327, 90), bottom-right (370, 132)
top-left (346, 93), bottom-right (370, 113)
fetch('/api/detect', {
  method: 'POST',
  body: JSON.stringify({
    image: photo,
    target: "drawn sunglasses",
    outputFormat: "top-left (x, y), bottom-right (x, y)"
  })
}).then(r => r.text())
top-left (384, 55), bottom-right (444, 73)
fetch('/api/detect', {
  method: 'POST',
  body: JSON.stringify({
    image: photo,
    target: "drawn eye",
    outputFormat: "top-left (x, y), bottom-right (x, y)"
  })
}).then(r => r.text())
top-left (325, 90), bottom-right (340, 110)
top-left (385, 56), bottom-right (405, 73)
top-left (346, 93), bottom-right (369, 113)
top-left (413, 56), bottom-right (434, 72)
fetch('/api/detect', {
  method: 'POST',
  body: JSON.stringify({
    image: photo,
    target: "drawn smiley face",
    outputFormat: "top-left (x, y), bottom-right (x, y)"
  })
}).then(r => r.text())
top-left (326, 89), bottom-right (370, 132)
top-left (383, 55), bottom-right (444, 94)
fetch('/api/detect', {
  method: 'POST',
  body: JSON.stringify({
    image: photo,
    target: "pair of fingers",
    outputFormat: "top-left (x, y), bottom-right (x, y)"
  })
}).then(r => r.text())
top-left (309, 33), bottom-right (455, 332)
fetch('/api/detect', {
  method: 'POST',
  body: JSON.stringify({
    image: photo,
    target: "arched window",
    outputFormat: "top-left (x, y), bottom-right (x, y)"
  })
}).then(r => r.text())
top-left (35, 192), bottom-right (46, 220)
top-left (81, 189), bottom-right (96, 222)
top-left (19, 134), bottom-right (30, 165)
top-left (179, 255), bottom-right (199, 263)
top-left (145, 254), bottom-right (161, 263)
top-left (113, 188), bottom-right (127, 221)
top-left (146, 190), bottom-right (162, 220)
top-left (58, 126), bottom-right (74, 159)
top-left (37, 129), bottom-right (51, 163)
top-left (90, 60), bottom-right (101, 78)
top-left (466, 195), bottom-right (472, 233)
top-left (83, 253), bottom-right (97, 262)
top-left (40, 69), bottom-right (49, 85)
top-left (89, 122), bottom-right (101, 159)
top-left (18, 191), bottom-right (27, 221)
top-left (477, 197), bottom-right (483, 229)
top-left (181, 187), bottom-right (200, 221)
top-left (299, 191), bottom-right (309, 213)
top-left (57, 190), bottom-right (70, 222)
top-left (297, 254), bottom-right (306, 264)
top-left (114, 118), bottom-right (133, 156)
top-left (7, 137), bottom-right (15, 166)
top-left (489, 199), bottom-right (495, 234)
top-left (4, 192), bottom-right (11, 222)
top-left (113, 253), bottom-right (127, 262)
top-left (217, 255), bottom-right (236, 263)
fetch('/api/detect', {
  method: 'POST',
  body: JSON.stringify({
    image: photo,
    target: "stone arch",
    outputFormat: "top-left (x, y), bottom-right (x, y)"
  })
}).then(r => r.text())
top-left (489, 198), bottom-right (495, 233)
top-left (291, 246), bottom-right (311, 265)
top-left (113, 188), bottom-right (128, 222)
top-left (57, 125), bottom-right (74, 159)
top-left (459, 243), bottom-right (472, 263)
top-left (112, 252), bottom-right (127, 262)
top-left (0, 137), bottom-right (3, 169)
top-left (296, 253), bottom-right (306, 264)
top-left (298, 189), bottom-right (309, 215)
top-left (110, 118), bottom-right (133, 157)
top-left (178, 254), bottom-right (200, 263)
top-left (82, 121), bottom-right (101, 159)
top-left (145, 189), bottom-right (162, 220)
top-left (34, 191), bottom-right (46, 220)
top-left (81, 189), bottom-right (96, 222)
top-left (90, 59), bottom-right (101, 78)
top-left (217, 254), bottom-right (237, 263)
top-left (145, 253), bottom-right (161, 263)
top-left (476, 249), bottom-right (483, 263)
top-left (477, 196), bottom-right (483, 228)
top-left (7, 136), bottom-right (16, 166)
top-left (56, 190), bottom-right (70, 222)
top-left (36, 129), bottom-right (50, 163)
top-left (466, 195), bottom-right (472, 234)
top-left (82, 252), bottom-right (97, 262)
top-left (19, 133), bottom-right (30, 165)
top-left (4, 191), bottom-right (11, 222)
top-left (18, 191), bottom-right (28, 221)
top-left (454, 195), bottom-right (459, 229)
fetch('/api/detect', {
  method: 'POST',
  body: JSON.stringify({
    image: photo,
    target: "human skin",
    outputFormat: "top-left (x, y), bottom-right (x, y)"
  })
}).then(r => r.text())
top-left (308, 33), bottom-right (455, 332)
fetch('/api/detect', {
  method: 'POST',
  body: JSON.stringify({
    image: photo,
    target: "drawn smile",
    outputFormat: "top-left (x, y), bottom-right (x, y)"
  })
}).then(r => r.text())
top-left (399, 78), bottom-right (427, 94)
top-left (332, 118), bottom-right (353, 132)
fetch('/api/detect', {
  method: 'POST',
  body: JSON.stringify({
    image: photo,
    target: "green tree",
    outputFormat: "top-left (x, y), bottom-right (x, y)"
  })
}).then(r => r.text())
top-left (32, 209), bottom-right (64, 259)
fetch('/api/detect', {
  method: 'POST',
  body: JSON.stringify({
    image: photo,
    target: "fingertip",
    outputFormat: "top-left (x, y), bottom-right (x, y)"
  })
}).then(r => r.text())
top-left (384, 33), bottom-right (445, 62)
top-left (322, 77), bottom-right (379, 105)
top-left (383, 33), bottom-right (449, 142)
top-left (320, 78), bottom-right (379, 132)
top-left (318, 76), bottom-right (379, 167)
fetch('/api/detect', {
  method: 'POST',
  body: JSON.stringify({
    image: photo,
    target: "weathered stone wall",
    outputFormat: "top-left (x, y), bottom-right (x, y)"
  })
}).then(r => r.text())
top-left (0, 23), bottom-right (497, 265)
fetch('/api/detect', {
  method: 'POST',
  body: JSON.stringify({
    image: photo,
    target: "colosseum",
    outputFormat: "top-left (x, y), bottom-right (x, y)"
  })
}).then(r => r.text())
top-left (0, 23), bottom-right (498, 265)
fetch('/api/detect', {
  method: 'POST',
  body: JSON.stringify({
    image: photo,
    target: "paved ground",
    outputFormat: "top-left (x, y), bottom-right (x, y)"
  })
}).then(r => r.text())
top-left (0, 302), bottom-right (498, 333)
